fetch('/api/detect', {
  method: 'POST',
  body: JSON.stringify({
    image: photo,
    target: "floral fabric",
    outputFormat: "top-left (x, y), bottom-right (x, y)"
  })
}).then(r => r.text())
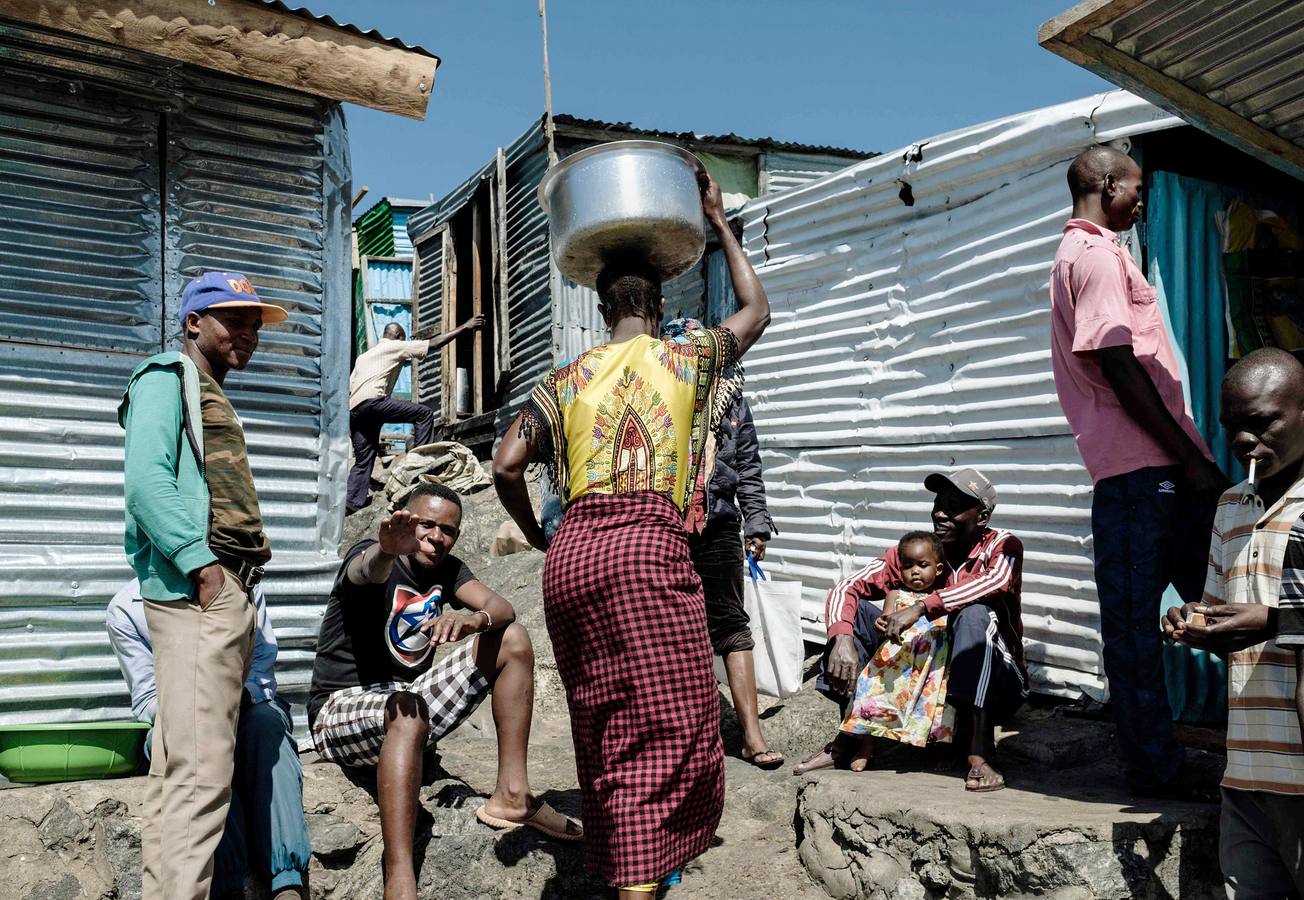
top-left (840, 607), bottom-right (955, 747)
top-left (523, 328), bottom-right (737, 513)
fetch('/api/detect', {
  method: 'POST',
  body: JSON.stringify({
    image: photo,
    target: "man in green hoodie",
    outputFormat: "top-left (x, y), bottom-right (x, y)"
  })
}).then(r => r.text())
top-left (120, 271), bottom-right (291, 900)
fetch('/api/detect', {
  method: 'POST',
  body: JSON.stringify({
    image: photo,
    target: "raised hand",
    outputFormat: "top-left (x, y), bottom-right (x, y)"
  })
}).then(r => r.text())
top-left (697, 169), bottom-right (727, 230)
top-left (377, 509), bottom-right (434, 558)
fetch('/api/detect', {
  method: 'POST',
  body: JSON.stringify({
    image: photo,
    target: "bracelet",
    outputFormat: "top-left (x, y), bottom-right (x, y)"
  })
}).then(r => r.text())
top-left (478, 609), bottom-right (493, 631)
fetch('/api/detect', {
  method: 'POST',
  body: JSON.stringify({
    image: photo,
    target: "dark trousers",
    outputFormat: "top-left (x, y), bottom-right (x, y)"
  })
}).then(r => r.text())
top-left (1091, 464), bottom-right (1218, 791)
top-left (347, 396), bottom-right (436, 513)
top-left (815, 598), bottom-right (885, 711)
top-left (945, 603), bottom-right (1027, 719)
top-left (688, 518), bottom-right (753, 656)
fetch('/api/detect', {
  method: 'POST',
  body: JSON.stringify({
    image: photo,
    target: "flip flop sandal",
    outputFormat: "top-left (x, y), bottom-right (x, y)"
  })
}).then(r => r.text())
top-left (964, 764), bottom-right (1006, 793)
top-left (741, 749), bottom-right (786, 770)
top-left (476, 798), bottom-right (584, 842)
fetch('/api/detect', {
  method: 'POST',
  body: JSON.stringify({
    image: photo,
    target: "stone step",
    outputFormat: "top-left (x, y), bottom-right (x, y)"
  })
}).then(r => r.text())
top-left (795, 764), bottom-right (1222, 899)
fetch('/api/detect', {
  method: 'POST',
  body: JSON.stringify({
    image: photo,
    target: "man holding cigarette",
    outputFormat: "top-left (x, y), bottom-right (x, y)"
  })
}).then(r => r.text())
top-left (1164, 348), bottom-right (1304, 898)
top-left (1049, 146), bottom-right (1227, 797)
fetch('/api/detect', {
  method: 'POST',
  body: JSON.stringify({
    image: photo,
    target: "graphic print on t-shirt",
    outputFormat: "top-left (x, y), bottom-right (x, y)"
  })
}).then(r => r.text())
top-left (386, 583), bottom-right (443, 666)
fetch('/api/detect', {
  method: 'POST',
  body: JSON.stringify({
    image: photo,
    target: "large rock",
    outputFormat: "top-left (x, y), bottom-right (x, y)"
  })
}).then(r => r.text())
top-left (795, 760), bottom-right (1223, 899)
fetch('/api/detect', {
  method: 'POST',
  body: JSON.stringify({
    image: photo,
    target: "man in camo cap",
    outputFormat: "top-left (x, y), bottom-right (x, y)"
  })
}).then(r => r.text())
top-left (119, 271), bottom-right (291, 900)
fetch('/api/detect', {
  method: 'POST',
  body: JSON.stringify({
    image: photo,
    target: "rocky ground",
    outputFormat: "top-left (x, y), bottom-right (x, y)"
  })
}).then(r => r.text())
top-left (0, 470), bottom-right (1228, 899)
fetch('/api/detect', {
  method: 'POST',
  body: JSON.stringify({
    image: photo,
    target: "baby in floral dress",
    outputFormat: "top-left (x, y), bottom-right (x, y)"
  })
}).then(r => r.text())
top-left (840, 531), bottom-right (955, 771)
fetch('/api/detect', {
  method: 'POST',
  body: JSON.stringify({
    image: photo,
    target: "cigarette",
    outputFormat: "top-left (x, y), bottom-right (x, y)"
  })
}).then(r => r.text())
top-left (1248, 458), bottom-right (1257, 492)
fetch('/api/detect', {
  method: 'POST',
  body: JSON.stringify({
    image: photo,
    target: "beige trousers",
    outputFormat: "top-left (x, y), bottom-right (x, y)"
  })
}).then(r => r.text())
top-left (142, 568), bottom-right (256, 900)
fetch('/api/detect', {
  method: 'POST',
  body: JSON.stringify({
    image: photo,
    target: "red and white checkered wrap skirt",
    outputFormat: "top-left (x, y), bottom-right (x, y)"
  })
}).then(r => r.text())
top-left (543, 491), bottom-right (725, 887)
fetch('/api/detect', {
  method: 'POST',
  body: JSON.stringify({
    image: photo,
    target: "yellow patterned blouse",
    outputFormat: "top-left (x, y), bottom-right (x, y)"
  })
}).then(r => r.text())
top-left (523, 327), bottom-right (738, 514)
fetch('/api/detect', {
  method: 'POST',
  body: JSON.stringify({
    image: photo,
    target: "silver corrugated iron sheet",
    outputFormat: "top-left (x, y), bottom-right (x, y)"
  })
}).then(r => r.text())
top-left (0, 81), bottom-right (162, 353)
top-left (764, 150), bottom-right (872, 196)
top-left (0, 23), bottom-right (349, 734)
top-left (1041, 0), bottom-right (1304, 181)
top-left (737, 91), bottom-right (1183, 699)
top-left (412, 229), bottom-right (445, 418)
top-left (497, 127), bottom-right (553, 432)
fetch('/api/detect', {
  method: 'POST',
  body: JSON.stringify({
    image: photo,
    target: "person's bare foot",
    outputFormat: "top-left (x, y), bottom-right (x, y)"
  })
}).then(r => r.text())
top-left (964, 757), bottom-right (1005, 792)
top-left (848, 734), bottom-right (874, 772)
top-left (793, 743), bottom-right (837, 775)
top-left (479, 788), bottom-right (532, 822)
top-left (272, 888), bottom-right (305, 900)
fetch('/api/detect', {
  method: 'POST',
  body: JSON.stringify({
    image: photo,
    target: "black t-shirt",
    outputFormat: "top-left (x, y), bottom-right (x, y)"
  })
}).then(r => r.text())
top-left (308, 539), bottom-right (476, 725)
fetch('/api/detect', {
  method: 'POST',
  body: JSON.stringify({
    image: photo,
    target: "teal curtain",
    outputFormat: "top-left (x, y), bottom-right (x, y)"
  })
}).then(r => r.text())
top-left (1145, 172), bottom-right (1243, 474)
top-left (1146, 171), bottom-right (1233, 723)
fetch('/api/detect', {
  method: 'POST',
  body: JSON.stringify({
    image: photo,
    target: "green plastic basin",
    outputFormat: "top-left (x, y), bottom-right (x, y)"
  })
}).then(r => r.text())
top-left (0, 722), bottom-right (151, 784)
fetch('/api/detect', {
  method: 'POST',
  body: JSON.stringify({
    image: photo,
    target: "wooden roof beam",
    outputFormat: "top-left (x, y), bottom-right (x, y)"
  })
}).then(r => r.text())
top-left (2, 0), bottom-right (440, 119)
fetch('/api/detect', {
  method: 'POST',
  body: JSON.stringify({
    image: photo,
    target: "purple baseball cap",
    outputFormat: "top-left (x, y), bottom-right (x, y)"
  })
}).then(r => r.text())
top-left (180, 272), bottom-right (289, 325)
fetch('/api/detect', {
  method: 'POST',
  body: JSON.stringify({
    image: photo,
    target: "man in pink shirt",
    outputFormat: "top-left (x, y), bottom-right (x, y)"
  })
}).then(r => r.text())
top-left (1049, 145), bottom-right (1228, 796)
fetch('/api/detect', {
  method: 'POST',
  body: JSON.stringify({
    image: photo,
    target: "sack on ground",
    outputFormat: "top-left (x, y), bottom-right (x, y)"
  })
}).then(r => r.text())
top-left (385, 441), bottom-right (491, 507)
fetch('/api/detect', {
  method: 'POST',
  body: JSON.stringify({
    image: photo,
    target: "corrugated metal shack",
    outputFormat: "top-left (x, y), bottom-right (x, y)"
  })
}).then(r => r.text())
top-left (0, 5), bottom-right (438, 732)
top-left (736, 89), bottom-right (1303, 703)
top-left (404, 114), bottom-right (873, 449)
top-left (352, 197), bottom-right (429, 447)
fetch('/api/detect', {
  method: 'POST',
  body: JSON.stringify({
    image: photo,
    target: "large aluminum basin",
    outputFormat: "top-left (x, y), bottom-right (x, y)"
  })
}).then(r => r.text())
top-left (538, 140), bottom-right (706, 288)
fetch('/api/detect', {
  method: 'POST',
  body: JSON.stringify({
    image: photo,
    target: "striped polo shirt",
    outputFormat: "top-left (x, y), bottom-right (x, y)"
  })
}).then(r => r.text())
top-left (1203, 477), bottom-right (1304, 795)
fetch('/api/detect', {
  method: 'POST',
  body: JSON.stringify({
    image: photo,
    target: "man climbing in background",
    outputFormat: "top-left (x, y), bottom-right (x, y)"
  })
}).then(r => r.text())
top-left (347, 315), bottom-right (484, 515)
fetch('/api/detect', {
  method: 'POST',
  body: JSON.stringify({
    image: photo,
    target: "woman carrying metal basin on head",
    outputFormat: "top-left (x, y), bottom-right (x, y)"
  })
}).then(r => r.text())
top-left (493, 141), bottom-right (771, 897)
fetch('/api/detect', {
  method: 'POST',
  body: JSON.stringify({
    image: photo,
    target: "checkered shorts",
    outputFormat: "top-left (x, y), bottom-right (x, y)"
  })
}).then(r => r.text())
top-left (311, 641), bottom-right (490, 767)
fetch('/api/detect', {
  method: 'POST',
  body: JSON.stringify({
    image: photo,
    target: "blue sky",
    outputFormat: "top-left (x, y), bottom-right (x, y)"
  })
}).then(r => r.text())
top-left (309, 1), bottom-right (1113, 207)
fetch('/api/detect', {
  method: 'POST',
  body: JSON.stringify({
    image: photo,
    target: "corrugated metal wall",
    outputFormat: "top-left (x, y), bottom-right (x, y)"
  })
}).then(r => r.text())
top-left (412, 228), bottom-right (445, 419)
top-left (0, 21), bottom-right (349, 731)
top-left (737, 91), bottom-right (1184, 699)
top-left (363, 259), bottom-right (414, 302)
top-left (495, 128), bottom-right (552, 433)
top-left (391, 210), bottom-right (416, 258)
top-left (763, 150), bottom-right (869, 195)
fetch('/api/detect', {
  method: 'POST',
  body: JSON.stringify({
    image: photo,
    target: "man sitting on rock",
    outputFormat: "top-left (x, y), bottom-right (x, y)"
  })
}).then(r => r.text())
top-left (308, 482), bottom-right (580, 900)
top-left (796, 468), bottom-right (1028, 792)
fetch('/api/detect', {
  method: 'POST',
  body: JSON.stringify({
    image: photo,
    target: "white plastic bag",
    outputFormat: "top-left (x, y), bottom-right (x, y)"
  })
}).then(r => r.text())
top-left (713, 557), bottom-right (805, 698)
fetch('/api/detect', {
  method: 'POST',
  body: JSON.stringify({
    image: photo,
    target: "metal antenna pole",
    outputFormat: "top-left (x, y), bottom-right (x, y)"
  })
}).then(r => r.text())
top-left (539, 0), bottom-right (557, 165)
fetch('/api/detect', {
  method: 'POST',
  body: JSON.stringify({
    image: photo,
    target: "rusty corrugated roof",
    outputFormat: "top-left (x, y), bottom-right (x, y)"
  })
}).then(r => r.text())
top-left (552, 114), bottom-right (873, 158)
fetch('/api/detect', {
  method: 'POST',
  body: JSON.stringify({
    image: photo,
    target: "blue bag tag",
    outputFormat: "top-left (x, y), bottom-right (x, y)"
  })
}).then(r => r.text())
top-left (747, 553), bottom-right (767, 584)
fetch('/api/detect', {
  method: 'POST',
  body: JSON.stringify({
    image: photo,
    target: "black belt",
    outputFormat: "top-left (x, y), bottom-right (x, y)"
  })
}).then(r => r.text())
top-left (215, 553), bottom-right (266, 589)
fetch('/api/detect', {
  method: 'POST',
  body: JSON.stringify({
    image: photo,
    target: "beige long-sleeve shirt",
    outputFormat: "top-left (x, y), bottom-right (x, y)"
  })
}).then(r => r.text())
top-left (348, 339), bottom-right (430, 409)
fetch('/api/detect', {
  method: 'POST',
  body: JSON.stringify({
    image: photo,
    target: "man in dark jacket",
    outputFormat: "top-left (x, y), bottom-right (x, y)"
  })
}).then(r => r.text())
top-left (666, 318), bottom-right (782, 769)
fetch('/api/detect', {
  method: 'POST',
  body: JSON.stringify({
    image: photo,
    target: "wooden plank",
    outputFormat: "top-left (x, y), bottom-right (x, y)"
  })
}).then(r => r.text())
top-left (1037, 0), bottom-right (1150, 47)
top-left (442, 230), bottom-right (457, 422)
top-left (1044, 32), bottom-right (1304, 182)
top-left (2, 0), bottom-right (439, 119)
top-left (408, 243), bottom-right (424, 402)
top-left (470, 190), bottom-right (485, 415)
top-left (494, 147), bottom-right (512, 378)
